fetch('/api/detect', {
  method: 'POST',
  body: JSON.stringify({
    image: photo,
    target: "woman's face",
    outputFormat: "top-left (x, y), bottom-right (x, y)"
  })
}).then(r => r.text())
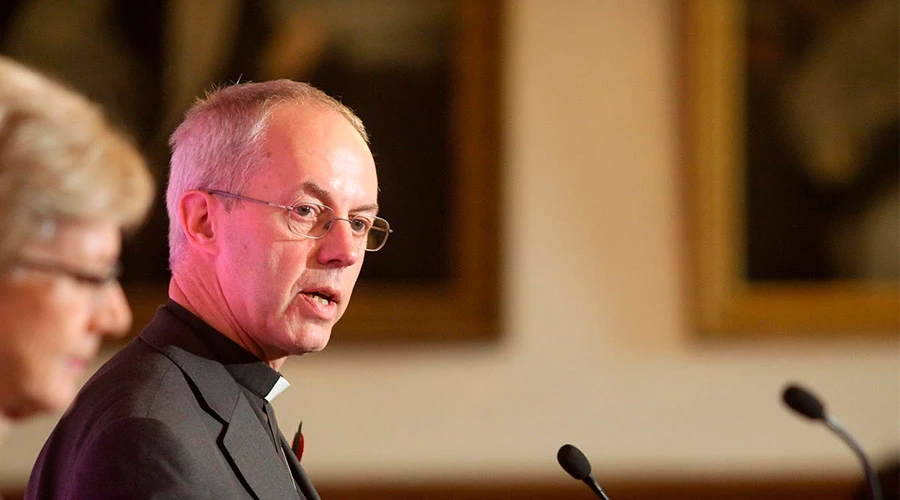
top-left (0, 219), bottom-right (131, 419)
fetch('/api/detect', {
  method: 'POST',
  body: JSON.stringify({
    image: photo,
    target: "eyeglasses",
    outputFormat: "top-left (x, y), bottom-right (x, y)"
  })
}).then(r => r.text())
top-left (208, 190), bottom-right (392, 252)
top-left (15, 257), bottom-right (122, 287)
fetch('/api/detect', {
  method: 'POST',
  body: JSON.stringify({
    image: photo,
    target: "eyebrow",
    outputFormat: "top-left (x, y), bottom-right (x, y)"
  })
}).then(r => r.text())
top-left (299, 181), bottom-right (379, 213)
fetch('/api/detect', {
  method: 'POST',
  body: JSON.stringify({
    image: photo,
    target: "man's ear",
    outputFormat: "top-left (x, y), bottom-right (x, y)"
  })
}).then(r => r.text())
top-left (178, 190), bottom-right (219, 255)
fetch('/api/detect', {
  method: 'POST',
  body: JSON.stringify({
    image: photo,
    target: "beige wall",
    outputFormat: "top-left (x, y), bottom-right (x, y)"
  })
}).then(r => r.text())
top-left (2, 0), bottom-right (898, 488)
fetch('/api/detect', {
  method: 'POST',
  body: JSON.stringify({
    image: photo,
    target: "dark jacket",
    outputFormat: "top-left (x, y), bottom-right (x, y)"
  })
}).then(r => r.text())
top-left (26, 306), bottom-right (320, 500)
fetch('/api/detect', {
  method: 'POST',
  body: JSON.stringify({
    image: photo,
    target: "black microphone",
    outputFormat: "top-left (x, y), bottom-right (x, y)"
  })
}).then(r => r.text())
top-left (782, 383), bottom-right (883, 500)
top-left (557, 444), bottom-right (611, 500)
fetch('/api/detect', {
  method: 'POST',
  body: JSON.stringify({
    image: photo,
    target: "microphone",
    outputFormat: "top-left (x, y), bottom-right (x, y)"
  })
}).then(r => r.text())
top-left (557, 444), bottom-right (611, 500)
top-left (782, 383), bottom-right (883, 500)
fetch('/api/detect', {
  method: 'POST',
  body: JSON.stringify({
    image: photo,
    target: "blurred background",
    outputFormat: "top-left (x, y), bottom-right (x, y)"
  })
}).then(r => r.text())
top-left (1, 0), bottom-right (897, 498)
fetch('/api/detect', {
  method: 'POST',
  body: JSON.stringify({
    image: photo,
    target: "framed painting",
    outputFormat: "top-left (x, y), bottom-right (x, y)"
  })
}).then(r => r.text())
top-left (681, 0), bottom-right (899, 337)
top-left (0, 0), bottom-right (502, 343)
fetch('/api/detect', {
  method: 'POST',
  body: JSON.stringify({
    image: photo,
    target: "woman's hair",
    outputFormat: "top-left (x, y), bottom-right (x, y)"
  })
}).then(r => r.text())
top-left (166, 79), bottom-right (368, 269)
top-left (0, 56), bottom-right (155, 272)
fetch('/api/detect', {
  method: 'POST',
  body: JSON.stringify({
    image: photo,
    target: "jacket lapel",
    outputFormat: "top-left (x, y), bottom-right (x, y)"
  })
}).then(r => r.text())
top-left (281, 435), bottom-right (321, 500)
top-left (222, 397), bottom-right (301, 500)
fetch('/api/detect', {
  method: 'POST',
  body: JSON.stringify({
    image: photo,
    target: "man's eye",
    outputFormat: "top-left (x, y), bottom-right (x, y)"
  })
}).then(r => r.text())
top-left (293, 204), bottom-right (319, 219)
top-left (349, 217), bottom-right (372, 233)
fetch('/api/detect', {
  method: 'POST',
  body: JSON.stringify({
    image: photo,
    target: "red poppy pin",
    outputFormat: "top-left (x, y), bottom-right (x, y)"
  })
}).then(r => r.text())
top-left (291, 421), bottom-right (304, 462)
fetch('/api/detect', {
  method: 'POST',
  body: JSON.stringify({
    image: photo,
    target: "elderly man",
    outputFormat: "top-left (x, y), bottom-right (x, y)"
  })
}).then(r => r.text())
top-left (27, 80), bottom-right (390, 499)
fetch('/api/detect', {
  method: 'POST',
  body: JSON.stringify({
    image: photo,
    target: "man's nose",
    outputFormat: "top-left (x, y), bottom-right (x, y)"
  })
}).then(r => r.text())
top-left (316, 218), bottom-right (362, 267)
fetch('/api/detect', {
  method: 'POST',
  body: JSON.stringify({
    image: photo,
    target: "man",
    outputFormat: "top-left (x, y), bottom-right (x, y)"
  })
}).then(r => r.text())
top-left (0, 56), bottom-right (153, 436)
top-left (27, 80), bottom-right (391, 499)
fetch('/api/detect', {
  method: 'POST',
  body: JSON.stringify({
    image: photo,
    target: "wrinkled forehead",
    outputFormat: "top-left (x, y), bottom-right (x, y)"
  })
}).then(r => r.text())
top-left (264, 102), bottom-right (370, 153)
top-left (258, 104), bottom-right (378, 202)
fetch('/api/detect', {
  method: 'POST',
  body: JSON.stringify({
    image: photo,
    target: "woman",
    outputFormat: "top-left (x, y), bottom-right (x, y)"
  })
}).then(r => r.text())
top-left (0, 56), bottom-right (154, 435)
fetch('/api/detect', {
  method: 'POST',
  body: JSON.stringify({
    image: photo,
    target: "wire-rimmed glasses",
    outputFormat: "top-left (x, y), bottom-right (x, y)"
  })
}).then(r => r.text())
top-left (207, 190), bottom-right (392, 251)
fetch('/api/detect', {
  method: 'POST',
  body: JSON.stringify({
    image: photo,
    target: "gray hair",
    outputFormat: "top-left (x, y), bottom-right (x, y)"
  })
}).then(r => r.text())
top-left (0, 56), bottom-right (154, 273)
top-left (166, 79), bottom-right (368, 270)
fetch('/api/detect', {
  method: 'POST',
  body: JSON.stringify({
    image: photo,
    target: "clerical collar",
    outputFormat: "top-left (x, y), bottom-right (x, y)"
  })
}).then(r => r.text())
top-left (165, 299), bottom-right (290, 402)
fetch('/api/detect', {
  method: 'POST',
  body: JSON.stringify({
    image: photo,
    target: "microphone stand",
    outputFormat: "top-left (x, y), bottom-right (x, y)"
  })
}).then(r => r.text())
top-left (824, 414), bottom-right (883, 500)
top-left (584, 475), bottom-right (611, 500)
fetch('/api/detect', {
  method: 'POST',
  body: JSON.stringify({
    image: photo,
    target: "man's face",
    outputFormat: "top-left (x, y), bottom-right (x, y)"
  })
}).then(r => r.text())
top-left (0, 220), bottom-right (130, 419)
top-left (214, 104), bottom-right (378, 359)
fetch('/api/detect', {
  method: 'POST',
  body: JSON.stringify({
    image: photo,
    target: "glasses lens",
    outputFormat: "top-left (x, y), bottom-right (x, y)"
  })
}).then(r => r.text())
top-left (288, 203), bottom-right (332, 237)
top-left (287, 203), bottom-right (390, 251)
top-left (366, 218), bottom-right (390, 251)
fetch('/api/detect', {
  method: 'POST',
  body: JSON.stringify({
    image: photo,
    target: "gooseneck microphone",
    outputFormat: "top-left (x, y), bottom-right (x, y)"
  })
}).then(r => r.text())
top-left (557, 444), bottom-right (611, 500)
top-left (782, 384), bottom-right (883, 500)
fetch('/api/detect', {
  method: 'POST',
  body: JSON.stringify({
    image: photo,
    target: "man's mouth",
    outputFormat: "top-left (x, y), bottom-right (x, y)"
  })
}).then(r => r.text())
top-left (302, 290), bottom-right (335, 306)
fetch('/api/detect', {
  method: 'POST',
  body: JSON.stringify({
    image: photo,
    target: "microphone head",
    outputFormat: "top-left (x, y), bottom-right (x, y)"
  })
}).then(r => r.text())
top-left (557, 444), bottom-right (592, 481)
top-left (782, 384), bottom-right (826, 420)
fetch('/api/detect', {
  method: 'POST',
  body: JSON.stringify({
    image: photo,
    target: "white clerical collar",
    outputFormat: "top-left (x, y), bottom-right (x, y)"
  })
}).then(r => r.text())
top-left (265, 376), bottom-right (291, 402)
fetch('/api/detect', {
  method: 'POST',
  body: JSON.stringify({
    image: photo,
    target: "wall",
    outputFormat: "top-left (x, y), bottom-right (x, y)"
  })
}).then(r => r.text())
top-left (2, 0), bottom-right (897, 490)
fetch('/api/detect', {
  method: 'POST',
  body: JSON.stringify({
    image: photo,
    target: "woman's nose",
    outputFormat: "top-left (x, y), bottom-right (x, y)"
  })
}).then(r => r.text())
top-left (90, 282), bottom-right (132, 339)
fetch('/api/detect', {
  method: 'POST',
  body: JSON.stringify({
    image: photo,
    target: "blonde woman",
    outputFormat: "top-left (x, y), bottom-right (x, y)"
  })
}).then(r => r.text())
top-left (0, 56), bottom-right (154, 436)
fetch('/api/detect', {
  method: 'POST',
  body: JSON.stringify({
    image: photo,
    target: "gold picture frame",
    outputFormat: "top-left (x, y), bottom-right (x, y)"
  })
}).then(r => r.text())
top-left (682, 1), bottom-right (899, 337)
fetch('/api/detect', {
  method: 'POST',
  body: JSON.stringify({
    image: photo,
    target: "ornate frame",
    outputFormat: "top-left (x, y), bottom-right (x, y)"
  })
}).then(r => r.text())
top-left (682, 1), bottom-right (898, 337)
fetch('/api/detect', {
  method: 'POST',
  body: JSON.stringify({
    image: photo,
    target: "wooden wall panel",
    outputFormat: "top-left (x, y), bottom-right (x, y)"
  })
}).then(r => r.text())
top-left (316, 477), bottom-right (861, 500)
top-left (3, 476), bottom-right (864, 500)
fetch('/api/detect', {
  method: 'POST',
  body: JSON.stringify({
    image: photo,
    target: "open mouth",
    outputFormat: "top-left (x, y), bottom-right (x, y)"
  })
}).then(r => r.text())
top-left (302, 290), bottom-right (334, 306)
